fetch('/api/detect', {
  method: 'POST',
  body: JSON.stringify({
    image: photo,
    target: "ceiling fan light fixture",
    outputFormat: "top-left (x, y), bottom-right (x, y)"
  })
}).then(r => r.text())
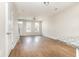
top-left (43, 2), bottom-right (49, 6)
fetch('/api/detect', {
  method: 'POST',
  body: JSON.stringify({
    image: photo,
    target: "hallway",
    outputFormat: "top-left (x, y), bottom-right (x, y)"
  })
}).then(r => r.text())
top-left (0, 2), bottom-right (79, 57)
top-left (9, 36), bottom-right (76, 57)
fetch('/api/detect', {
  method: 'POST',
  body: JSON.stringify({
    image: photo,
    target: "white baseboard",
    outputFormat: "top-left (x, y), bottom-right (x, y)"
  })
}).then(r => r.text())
top-left (43, 35), bottom-right (79, 48)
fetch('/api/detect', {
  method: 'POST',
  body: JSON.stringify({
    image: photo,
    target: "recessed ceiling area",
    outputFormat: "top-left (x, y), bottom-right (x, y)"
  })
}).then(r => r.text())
top-left (13, 2), bottom-right (76, 19)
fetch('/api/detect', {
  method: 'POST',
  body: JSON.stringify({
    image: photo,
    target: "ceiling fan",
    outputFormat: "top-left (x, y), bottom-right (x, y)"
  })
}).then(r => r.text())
top-left (43, 2), bottom-right (49, 6)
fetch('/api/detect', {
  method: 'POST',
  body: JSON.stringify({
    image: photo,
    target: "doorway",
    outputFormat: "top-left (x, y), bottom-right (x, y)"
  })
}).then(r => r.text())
top-left (18, 20), bottom-right (42, 36)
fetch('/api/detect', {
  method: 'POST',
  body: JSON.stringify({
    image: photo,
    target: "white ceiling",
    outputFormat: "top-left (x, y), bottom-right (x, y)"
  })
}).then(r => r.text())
top-left (14, 2), bottom-right (76, 19)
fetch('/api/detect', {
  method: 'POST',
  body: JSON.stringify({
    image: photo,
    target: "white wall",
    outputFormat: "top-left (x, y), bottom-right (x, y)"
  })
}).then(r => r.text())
top-left (42, 3), bottom-right (79, 45)
top-left (0, 2), bottom-right (6, 57)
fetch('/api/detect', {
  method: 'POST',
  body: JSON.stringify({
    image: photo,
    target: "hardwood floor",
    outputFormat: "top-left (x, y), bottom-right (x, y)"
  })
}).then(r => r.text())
top-left (9, 36), bottom-right (76, 57)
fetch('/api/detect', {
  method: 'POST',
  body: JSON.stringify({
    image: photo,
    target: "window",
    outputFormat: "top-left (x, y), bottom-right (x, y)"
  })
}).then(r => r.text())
top-left (18, 21), bottom-right (23, 24)
top-left (26, 22), bottom-right (31, 32)
top-left (34, 22), bottom-right (39, 32)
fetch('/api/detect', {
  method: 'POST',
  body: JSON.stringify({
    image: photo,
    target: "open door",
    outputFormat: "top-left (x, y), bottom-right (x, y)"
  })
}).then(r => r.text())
top-left (6, 3), bottom-right (14, 55)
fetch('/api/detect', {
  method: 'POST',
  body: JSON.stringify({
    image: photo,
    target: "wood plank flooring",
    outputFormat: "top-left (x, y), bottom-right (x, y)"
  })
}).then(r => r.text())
top-left (9, 36), bottom-right (76, 57)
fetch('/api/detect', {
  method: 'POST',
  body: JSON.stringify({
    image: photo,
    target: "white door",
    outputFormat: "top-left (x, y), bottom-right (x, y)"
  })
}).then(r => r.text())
top-left (7, 12), bottom-right (14, 50)
top-left (6, 6), bottom-right (14, 55)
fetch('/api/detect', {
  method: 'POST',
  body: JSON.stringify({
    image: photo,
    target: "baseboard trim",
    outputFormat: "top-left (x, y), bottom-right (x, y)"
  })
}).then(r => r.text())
top-left (44, 35), bottom-right (77, 49)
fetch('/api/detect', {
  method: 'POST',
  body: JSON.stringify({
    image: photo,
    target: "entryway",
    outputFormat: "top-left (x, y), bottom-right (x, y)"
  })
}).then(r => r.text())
top-left (18, 20), bottom-right (42, 36)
